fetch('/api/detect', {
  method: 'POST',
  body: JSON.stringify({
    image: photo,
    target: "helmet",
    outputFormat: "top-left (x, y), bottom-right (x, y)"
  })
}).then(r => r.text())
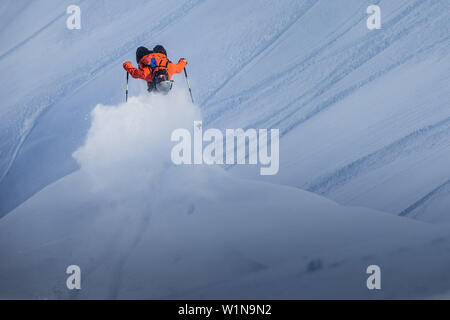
top-left (155, 80), bottom-right (173, 94)
top-left (153, 45), bottom-right (167, 56)
top-left (136, 46), bottom-right (152, 64)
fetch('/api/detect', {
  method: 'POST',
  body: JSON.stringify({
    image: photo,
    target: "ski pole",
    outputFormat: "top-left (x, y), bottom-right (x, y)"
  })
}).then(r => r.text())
top-left (184, 68), bottom-right (194, 104)
top-left (126, 72), bottom-right (129, 102)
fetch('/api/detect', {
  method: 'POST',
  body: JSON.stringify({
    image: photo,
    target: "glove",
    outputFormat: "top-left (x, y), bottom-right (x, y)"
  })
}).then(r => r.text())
top-left (123, 61), bottom-right (132, 70)
top-left (179, 58), bottom-right (187, 65)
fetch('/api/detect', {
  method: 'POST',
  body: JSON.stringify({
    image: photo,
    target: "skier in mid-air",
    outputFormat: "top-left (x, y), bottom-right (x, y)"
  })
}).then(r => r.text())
top-left (123, 45), bottom-right (187, 94)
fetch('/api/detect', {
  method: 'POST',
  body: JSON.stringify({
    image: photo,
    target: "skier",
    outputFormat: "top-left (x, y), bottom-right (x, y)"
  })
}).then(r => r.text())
top-left (123, 45), bottom-right (187, 94)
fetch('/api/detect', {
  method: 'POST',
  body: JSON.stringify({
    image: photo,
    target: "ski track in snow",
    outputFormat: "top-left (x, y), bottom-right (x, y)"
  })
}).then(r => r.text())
top-left (209, 0), bottom-right (444, 130)
top-left (211, 0), bottom-right (450, 220)
top-left (200, 0), bottom-right (320, 109)
top-left (213, 0), bottom-right (433, 143)
top-left (399, 179), bottom-right (450, 217)
top-left (0, 0), bottom-right (87, 62)
top-left (225, 0), bottom-right (436, 132)
top-left (273, 0), bottom-right (445, 134)
top-left (306, 117), bottom-right (450, 197)
top-left (203, 0), bottom-right (380, 123)
top-left (0, 0), bottom-right (207, 191)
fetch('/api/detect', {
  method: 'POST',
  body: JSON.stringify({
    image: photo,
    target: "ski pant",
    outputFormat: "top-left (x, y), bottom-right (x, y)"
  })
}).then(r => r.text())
top-left (147, 81), bottom-right (155, 93)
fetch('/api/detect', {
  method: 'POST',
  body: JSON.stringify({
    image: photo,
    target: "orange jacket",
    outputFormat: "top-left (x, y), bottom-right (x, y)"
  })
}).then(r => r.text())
top-left (123, 53), bottom-right (186, 82)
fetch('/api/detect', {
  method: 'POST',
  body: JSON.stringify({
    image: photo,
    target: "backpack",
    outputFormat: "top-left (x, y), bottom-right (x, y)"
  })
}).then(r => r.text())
top-left (145, 55), bottom-right (170, 84)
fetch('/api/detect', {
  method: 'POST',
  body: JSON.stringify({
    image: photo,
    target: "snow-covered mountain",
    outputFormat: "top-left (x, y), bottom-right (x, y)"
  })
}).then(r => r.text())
top-left (0, 0), bottom-right (449, 299)
top-left (214, 0), bottom-right (450, 222)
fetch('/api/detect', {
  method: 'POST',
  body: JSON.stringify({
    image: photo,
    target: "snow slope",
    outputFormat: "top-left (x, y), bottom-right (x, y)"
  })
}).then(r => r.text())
top-left (0, 0), bottom-right (450, 299)
top-left (214, 0), bottom-right (450, 221)
top-left (1, 93), bottom-right (449, 299)
top-left (1, 0), bottom-right (449, 221)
